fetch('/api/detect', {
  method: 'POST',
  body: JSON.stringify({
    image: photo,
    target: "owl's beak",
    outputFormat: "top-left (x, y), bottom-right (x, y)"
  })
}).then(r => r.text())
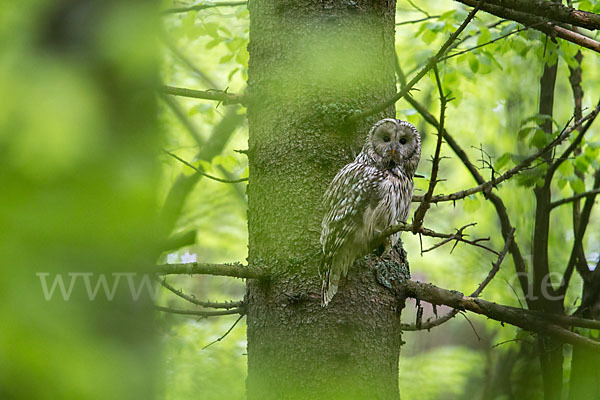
top-left (391, 148), bottom-right (396, 157)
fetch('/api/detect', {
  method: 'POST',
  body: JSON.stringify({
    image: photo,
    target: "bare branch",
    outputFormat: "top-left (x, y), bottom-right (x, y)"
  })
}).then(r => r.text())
top-left (457, 0), bottom-right (600, 53)
top-left (162, 1), bottom-right (247, 15)
top-left (396, 15), bottom-right (441, 26)
top-left (159, 278), bottom-right (243, 309)
top-left (377, 222), bottom-right (499, 255)
top-left (161, 85), bottom-right (246, 105)
top-left (403, 229), bottom-right (514, 331)
top-left (547, 98), bottom-right (600, 180)
top-left (154, 305), bottom-right (244, 317)
top-left (472, 228), bottom-right (515, 297)
top-left (159, 107), bottom-right (244, 235)
top-left (411, 65), bottom-right (447, 232)
top-left (412, 103), bottom-right (600, 204)
top-left (551, 188), bottom-right (600, 210)
top-left (457, 0), bottom-right (600, 31)
top-left (403, 280), bottom-right (600, 351)
top-left (557, 169), bottom-right (600, 294)
top-left (157, 262), bottom-right (264, 279)
top-left (348, 2), bottom-right (482, 122)
top-left (400, 91), bottom-right (530, 298)
top-left (163, 150), bottom-right (248, 184)
top-left (552, 25), bottom-right (600, 53)
top-left (441, 24), bottom-right (534, 61)
top-left (202, 314), bottom-right (245, 349)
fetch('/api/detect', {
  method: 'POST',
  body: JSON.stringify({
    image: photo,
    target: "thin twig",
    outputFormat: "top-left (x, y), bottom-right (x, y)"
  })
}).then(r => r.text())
top-left (550, 188), bottom-right (600, 209)
top-left (377, 222), bottom-right (499, 255)
top-left (411, 64), bottom-right (447, 232)
top-left (547, 98), bottom-right (600, 180)
top-left (491, 337), bottom-right (530, 348)
top-left (396, 15), bottom-right (441, 26)
top-left (202, 314), bottom-right (245, 349)
top-left (441, 25), bottom-right (535, 61)
top-left (459, 311), bottom-right (481, 341)
top-left (401, 89), bottom-right (530, 299)
top-left (163, 150), bottom-right (249, 183)
top-left (472, 228), bottom-right (515, 297)
top-left (412, 102), bottom-right (600, 204)
top-left (159, 278), bottom-right (243, 309)
top-left (557, 169), bottom-right (600, 295)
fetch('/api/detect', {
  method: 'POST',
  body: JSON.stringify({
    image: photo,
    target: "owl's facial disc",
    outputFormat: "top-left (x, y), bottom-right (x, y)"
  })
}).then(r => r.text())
top-left (371, 121), bottom-right (416, 169)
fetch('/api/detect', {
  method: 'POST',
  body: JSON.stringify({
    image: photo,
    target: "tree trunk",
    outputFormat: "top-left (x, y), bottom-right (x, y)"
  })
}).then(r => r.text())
top-left (533, 44), bottom-right (563, 400)
top-left (244, 1), bottom-right (404, 398)
top-left (569, 272), bottom-right (600, 400)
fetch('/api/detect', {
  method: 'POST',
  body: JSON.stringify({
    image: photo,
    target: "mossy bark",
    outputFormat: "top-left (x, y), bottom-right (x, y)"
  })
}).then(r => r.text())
top-left (245, 1), bottom-right (405, 398)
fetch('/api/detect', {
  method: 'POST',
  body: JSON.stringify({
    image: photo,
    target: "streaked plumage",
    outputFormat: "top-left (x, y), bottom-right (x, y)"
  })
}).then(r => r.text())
top-left (320, 118), bottom-right (421, 306)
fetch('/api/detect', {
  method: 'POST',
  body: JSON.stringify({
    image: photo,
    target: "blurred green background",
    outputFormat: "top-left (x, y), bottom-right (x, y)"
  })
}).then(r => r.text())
top-left (1, 0), bottom-right (599, 399)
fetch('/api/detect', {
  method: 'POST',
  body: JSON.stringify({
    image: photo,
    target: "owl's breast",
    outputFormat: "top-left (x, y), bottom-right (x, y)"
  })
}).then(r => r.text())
top-left (380, 173), bottom-right (412, 223)
top-left (360, 172), bottom-right (413, 246)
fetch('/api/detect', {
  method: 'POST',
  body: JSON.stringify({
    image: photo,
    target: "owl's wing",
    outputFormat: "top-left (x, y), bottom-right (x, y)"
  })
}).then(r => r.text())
top-left (320, 162), bottom-right (380, 264)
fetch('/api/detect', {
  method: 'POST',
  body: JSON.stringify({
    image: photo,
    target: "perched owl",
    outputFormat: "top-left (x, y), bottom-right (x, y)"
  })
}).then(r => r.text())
top-left (320, 118), bottom-right (421, 306)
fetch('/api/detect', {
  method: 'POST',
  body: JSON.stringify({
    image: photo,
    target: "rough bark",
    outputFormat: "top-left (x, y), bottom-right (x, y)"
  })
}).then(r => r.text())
top-left (244, 0), bottom-right (403, 398)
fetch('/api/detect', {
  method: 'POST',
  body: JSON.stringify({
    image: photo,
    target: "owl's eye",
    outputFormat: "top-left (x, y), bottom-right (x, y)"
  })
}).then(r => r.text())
top-left (383, 135), bottom-right (391, 142)
top-left (399, 138), bottom-right (407, 145)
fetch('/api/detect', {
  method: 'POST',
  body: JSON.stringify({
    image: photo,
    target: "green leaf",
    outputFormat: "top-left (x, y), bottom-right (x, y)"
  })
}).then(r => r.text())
top-left (422, 29), bottom-right (438, 45)
top-left (203, 22), bottom-right (220, 39)
top-left (574, 154), bottom-right (589, 174)
top-left (426, 22), bottom-right (446, 33)
top-left (530, 128), bottom-right (549, 148)
top-left (518, 126), bottom-right (536, 141)
top-left (499, 22), bottom-right (518, 36)
top-left (522, 114), bottom-right (552, 125)
top-left (438, 9), bottom-right (456, 21)
top-left (510, 37), bottom-right (528, 55)
top-left (467, 52), bottom-right (479, 73)
top-left (219, 53), bottom-right (234, 64)
top-left (477, 27), bottom-right (491, 47)
top-left (558, 160), bottom-right (574, 177)
top-left (494, 152), bottom-right (512, 170)
top-left (206, 38), bottom-right (221, 50)
top-left (227, 67), bottom-right (240, 81)
top-left (570, 178), bottom-right (586, 194)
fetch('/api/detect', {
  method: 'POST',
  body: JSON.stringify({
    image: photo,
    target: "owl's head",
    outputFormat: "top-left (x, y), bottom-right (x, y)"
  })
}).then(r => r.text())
top-left (366, 118), bottom-right (421, 175)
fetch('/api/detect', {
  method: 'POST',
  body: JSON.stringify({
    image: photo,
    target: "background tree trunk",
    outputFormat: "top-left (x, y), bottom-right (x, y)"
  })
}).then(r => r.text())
top-left (244, 0), bottom-right (405, 398)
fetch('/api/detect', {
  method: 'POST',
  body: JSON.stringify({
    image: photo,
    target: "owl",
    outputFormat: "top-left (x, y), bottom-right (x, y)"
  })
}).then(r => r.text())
top-left (320, 118), bottom-right (421, 306)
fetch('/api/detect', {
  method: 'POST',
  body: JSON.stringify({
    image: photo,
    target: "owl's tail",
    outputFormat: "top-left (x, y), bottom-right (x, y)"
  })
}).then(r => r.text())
top-left (321, 262), bottom-right (342, 307)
